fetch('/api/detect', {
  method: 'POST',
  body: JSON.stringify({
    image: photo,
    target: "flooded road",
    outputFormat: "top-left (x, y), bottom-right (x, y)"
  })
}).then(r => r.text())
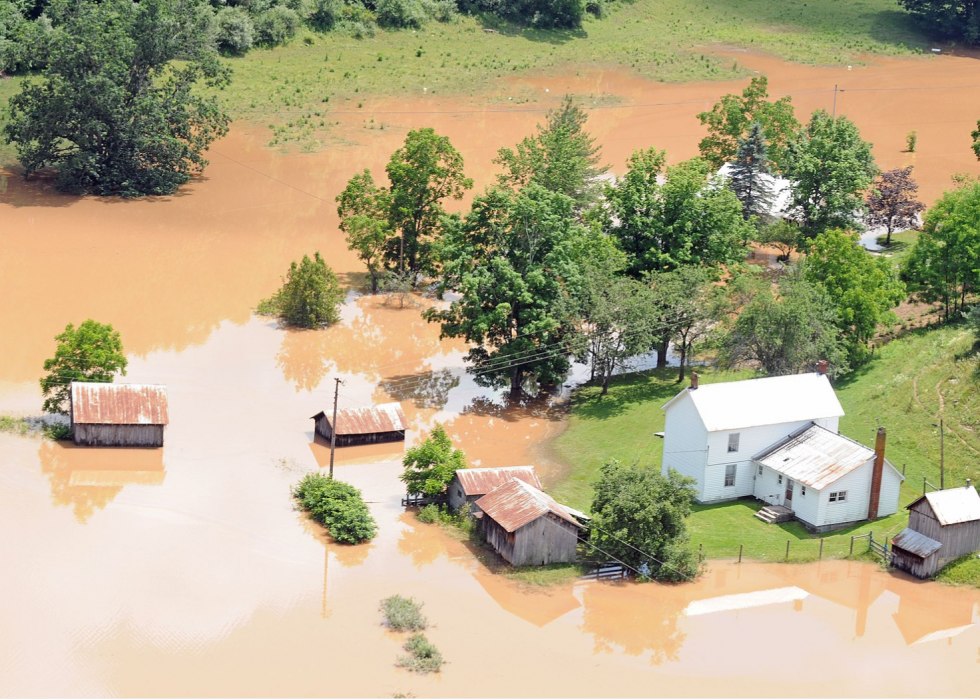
top-left (3, 51), bottom-right (980, 696)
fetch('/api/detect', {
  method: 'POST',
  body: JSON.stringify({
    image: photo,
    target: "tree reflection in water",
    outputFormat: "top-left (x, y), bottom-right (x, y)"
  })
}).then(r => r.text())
top-left (379, 369), bottom-right (460, 410)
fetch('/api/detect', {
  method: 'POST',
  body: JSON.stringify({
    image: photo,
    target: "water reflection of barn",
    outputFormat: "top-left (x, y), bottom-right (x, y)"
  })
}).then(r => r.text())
top-left (69, 382), bottom-right (169, 447)
top-left (310, 402), bottom-right (406, 447)
top-left (891, 484), bottom-right (980, 579)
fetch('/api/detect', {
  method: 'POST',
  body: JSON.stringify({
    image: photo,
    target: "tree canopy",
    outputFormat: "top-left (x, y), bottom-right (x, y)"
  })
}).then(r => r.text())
top-left (260, 252), bottom-right (345, 328)
top-left (400, 424), bottom-right (466, 497)
top-left (898, 0), bottom-right (980, 45)
top-left (727, 122), bottom-right (775, 223)
top-left (865, 166), bottom-right (925, 246)
top-left (336, 169), bottom-right (394, 293)
top-left (40, 319), bottom-right (128, 415)
top-left (4, 0), bottom-right (230, 196)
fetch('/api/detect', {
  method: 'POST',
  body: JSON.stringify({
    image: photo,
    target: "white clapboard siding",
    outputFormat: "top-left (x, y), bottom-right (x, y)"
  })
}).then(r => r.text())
top-left (661, 391), bottom-right (709, 500)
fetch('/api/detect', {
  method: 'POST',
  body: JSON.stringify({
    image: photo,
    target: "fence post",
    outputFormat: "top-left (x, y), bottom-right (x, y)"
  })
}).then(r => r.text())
top-left (819, 538), bottom-right (824, 560)
top-left (785, 539), bottom-right (790, 561)
top-left (923, 476), bottom-right (927, 495)
top-left (868, 532), bottom-right (873, 552)
top-left (738, 544), bottom-right (743, 564)
top-left (698, 543), bottom-right (703, 563)
top-left (850, 536), bottom-right (855, 556)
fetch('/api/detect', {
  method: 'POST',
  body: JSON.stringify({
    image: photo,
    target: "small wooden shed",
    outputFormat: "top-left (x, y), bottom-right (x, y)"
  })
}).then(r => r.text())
top-left (447, 465), bottom-right (543, 511)
top-left (891, 483), bottom-right (980, 579)
top-left (311, 402), bottom-right (406, 447)
top-left (69, 382), bottom-right (169, 447)
top-left (474, 478), bottom-right (583, 567)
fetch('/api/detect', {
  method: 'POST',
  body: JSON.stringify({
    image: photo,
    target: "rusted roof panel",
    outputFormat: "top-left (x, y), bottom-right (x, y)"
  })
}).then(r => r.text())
top-left (70, 382), bottom-right (169, 426)
top-left (311, 402), bottom-right (406, 436)
top-left (755, 423), bottom-right (874, 490)
top-left (892, 527), bottom-right (942, 558)
top-left (455, 466), bottom-right (542, 497)
top-left (474, 479), bottom-right (582, 533)
top-left (908, 486), bottom-right (980, 526)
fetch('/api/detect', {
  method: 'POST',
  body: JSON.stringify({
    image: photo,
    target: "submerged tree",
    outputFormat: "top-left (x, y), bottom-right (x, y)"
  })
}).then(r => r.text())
top-left (727, 122), bottom-right (775, 223)
top-left (40, 320), bottom-right (128, 415)
top-left (336, 169), bottom-right (394, 293)
top-left (260, 252), bottom-right (345, 328)
top-left (864, 166), bottom-right (925, 247)
top-left (5, 0), bottom-right (230, 196)
top-left (400, 424), bottom-right (466, 497)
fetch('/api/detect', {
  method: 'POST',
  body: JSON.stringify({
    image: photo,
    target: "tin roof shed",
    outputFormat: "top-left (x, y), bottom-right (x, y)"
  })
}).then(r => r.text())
top-left (475, 479), bottom-right (582, 533)
top-left (311, 402), bottom-right (406, 436)
top-left (906, 486), bottom-right (980, 526)
top-left (70, 382), bottom-right (169, 425)
top-left (455, 466), bottom-right (543, 497)
top-left (891, 528), bottom-right (943, 559)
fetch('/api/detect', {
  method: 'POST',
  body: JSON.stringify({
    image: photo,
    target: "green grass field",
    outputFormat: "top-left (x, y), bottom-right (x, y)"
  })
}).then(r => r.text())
top-left (548, 325), bottom-right (980, 563)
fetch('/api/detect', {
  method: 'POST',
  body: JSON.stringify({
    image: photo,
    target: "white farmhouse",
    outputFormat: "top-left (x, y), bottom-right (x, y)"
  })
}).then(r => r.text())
top-left (660, 366), bottom-right (904, 532)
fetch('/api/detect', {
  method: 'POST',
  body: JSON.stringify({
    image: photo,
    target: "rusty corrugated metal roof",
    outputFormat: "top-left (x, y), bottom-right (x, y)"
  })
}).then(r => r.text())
top-left (474, 479), bottom-right (582, 533)
top-left (70, 382), bottom-right (169, 425)
top-left (892, 527), bottom-right (942, 558)
top-left (455, 466), bottom-right (542, 497)
top-left (311, 402), bottom-right (406, 436)
top-left (755, 423), bottom-right (874, 490)
top-left (908, 486), bottom-right (980, 526)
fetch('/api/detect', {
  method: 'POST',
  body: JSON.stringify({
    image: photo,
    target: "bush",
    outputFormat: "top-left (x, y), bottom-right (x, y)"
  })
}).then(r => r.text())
top-left (293, 472), bottom-right (378, 544)
top-left (416, 503), bottom-right (442, 524)
top-left (419, 0), bottom-right (458, 22)
top-left (397, 633), bottom-right (444, 674)
top-left (215, 6), bottom-right (255, 54)
top-left (43, 422), bottom-right (73, 440)
top-left (375, 0), bottom-right (427, 28)
top-left (254, 5), bottom-right (300, 45)
top-left (258, 252), bottom-right (345, 328)
top-left (380, 595), bottom-right (428, 631)
top-left (906, 129), bottom-right (918, 153)
top-left (308, 0), bottom-right (344, 29)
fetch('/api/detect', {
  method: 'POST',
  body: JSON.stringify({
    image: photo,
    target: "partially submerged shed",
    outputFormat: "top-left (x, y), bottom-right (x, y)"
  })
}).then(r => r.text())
top-left (311, 402), bottom-right (406, 447)
top-left (474, 478), bottom-right (583, 567)
top-left (891, 483), bottom-right (980, 579)
top-left (447, 465), bottom-right (543, 511)
top-left (69, 382), bottom-right (169, 447)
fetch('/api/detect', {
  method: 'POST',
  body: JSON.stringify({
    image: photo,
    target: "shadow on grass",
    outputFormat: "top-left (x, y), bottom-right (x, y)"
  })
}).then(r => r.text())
top-left (571, 368), bottom-right (684, 420)
top-left (472, 12), bottom-right (588, 44)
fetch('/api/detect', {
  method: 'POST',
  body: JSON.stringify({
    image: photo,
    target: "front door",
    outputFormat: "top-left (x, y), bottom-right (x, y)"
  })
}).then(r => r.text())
top-left (784, 478), bottom-right (794, 508)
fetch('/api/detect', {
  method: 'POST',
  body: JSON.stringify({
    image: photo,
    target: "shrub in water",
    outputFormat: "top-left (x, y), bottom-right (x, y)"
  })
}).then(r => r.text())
top-left (380, 595), bottom-right (427, 631)
top-left (416, 503), bottom-right (441, 524)
top-left (293, 473), bottom-right (377, 544)
top-left (397, 633), bottom-right (444, 674)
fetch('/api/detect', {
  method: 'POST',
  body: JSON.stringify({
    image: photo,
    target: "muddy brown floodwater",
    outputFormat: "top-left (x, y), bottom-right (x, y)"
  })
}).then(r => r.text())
top-left (3, 52), bottom-right (980, 697)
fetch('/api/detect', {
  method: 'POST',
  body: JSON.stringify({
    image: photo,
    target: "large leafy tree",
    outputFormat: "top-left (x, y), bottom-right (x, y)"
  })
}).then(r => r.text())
top-left (495, 95), bottom-right (607, 206)
top-left (902, 182), bottom-right (980, 321)
top-left (696, 76), bottom-right (799, 172)
top-left (803, 229), bottom-right (905, 364)
top-left (728, 122), bottom-right (775, 223)
top-left (400, 424), bottom-right (466, 497)
top-left (784, 110), bottom-right (878, 240)
top-left (864, 166), bottom-right (925, 247)
top-left (898, 0), bottom-right (980, 45)
top-left (336, 170), bottom-right (394, 293)
top-left (4, 0), bottom-right (230, 196)
top-left (606, 151), bottom-right (752, 277)
top-left (589, 460), bottom-right (700, 583)
top-left (646, 266), bottom-right (720, 382)
top-left (260, 252), bottom-right (345, 328)
top-left (40, 319), bottom-right (128, 415)
top-left (425, 184), bottom-right (585, 398)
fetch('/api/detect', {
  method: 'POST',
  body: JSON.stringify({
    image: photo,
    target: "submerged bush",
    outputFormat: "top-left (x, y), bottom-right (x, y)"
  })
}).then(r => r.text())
top-left (397, 633), bottom-right (444, 674)
top-left (258, 252), bottom-right (344, 328)
top-left (380, 595), bottom-right (428, 631)
top-left (293, 472), bottom-right (377, 544)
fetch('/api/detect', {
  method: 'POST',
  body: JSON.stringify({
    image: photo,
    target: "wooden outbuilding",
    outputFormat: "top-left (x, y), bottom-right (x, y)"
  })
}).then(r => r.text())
top-left (474, 478), bottom-right (584, 567)
top-left (311, 402), bottom-right (406, 447)
top-left (447, 465), bottom-right (543, 511)
top-left (891, 482), bottom-right (980, 579)
top-left (69, 382), bottom-right (169, 447)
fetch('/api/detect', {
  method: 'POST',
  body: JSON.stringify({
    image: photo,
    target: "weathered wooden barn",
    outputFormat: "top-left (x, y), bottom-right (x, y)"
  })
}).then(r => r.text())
top-left (474, 478), bottom-right (584, 567)
top-left (447, 465), bottom-right (543, 511)
top-left (69, 382), bottom-right (169, 447)
top-left (891, 483), bottom-right (980, 579)
top-left (310, 402), bottom-right (406, 447)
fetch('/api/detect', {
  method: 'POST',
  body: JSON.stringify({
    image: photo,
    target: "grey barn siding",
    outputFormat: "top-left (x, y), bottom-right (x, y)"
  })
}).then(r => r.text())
top-left (74, 424), bottom-right (165, 448)
top-left (312, 416), bottom-right (404, 447)
top-left (893, 499), bottom-right (980, 578)
top-left (481, 513), bottom-right (579, 567)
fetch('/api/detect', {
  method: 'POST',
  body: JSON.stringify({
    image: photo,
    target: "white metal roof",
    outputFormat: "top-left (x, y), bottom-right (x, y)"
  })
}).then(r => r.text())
top-left (662, 373), bottom-right (844, 432)
top-left (755, 424), bottom-right (875, 489)
top-left (911, 486), bottom-right (980, 526)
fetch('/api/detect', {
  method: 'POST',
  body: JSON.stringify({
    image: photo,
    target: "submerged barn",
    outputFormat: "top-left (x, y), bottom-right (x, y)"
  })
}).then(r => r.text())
top-left (474, 478), bottom-right (583, 566)
top-left (891, 483), bottom-right (980, 579)
top-left (447, 465), bottom-right (543, 511)
top-left (69, 382), bottom-right (169, 447)
top-left (311, 402), bottom-right (406, 447)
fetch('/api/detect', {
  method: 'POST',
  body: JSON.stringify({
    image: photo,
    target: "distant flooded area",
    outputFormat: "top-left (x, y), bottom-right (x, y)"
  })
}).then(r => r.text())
top-left (3, 52), bottom-right (980, 696)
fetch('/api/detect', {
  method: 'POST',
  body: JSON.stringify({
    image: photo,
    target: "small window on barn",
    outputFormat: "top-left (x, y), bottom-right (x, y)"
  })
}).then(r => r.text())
top-left (724, 464), bottom-right (736, 487)
top-left (728, 433), bottom-right (740, 453)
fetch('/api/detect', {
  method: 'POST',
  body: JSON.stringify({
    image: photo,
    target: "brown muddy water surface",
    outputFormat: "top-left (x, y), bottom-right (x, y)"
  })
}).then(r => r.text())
top-left (3, 53), bottom-right (980, 696)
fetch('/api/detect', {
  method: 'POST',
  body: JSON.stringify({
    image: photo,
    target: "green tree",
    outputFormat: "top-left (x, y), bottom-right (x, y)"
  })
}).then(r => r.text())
top-left (755, 219), bottom-right (800, 261)
top-left (606, 152), bottom-right (752, 277)
top-left (803, 229), bottom-right (905, 364)
top-left (696, 76), bottom-right (799, 172)
top-left (970, 118), bottom-right (980, 162)
top-left (898, 0), bottom-right (980, 45)
top-left (336, 169), bottom-right (394, 293)
top-left (260, 252), bottom-right (345, 328)
top-left (426, 184), bottom-right (585, 397)
top-left (40, 319), bottom-right (128, 415)
top-left (4, 0), bottom-right (230, 196)
top-left (293, 473), bottom-right (377, 544)
top-left (386, 127), bottom-right (472, 275)
top-left (646, 266), bottom-right (720, 381)
top-left (728, 122), bottom-right (775, 223)
top-left (902, 182), bottom-right (980, 321)
top-left (784, 110), bottom-right (878, 240)
top-left (495, 95), bottom-right (607, 205)
top-left (589, 461), bottom-right (700, 583)
top-left (864, 166), bottom-right (925, 247)
top-left (400, 424), bottom-right (466, 497)
top-left (717, 272), bottom-right (848, 376)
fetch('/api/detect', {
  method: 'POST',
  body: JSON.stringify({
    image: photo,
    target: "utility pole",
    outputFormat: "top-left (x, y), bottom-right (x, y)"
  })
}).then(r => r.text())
top-left (832, 84), bottom-right (838, 119)
top-left (932, 419), bottom-right (945, 489)
top-left (329, 377), bottom-right (341, 479)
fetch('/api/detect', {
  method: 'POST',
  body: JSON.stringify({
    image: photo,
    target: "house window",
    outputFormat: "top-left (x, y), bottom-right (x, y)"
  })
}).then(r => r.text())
top-left (758, 464), bottom-right (763, 476)
top-left (801, 486), bottom-right (806, 496)
top-left (777, 474), bottom-right (783, 485)
top-left (829, 490), bottom-right (848, 503)
top-left (724, 464), bottom-right (736, 487)
top-left (728, 433), bottom-right (740, 453)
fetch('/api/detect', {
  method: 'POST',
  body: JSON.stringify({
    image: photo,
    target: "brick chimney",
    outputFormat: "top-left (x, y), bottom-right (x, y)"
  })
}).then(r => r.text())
top-left (868, 427), bottom-right (886, 520)
top-left (689, 372), bottom-right (699, 390)
top-left (816, 360), bottom-right (828, 376)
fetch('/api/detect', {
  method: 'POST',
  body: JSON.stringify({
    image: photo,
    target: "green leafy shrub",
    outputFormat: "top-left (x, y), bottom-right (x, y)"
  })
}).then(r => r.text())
top-left (375, 0), bottom-right (427, 28)
top-left (416, 504), bottom-right (442, 524)
top-left (380, 595), bottom-right (428, 630)
top-left (43, 422), bottom-right (73, 440)
top-left (308, 0), bottom-right (344, 29)
top-left (258, 252), bottom-right (345, 328)
top-left (215, 6), bottom-right (255, 54)
top-left (255, 6), bottom-right (300, 45)
top-left (293, 472), bottom-right (377, 544)
top-left (397, 633), bottom-right (444, 674)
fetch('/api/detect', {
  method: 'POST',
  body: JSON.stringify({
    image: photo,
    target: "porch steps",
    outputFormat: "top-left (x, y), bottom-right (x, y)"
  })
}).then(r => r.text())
top-left (755, 505), bottom-right (794, 525)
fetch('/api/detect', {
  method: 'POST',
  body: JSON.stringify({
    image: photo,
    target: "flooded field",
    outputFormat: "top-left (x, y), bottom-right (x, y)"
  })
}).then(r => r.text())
top-left (3, 52), bottom-right (980, 696)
